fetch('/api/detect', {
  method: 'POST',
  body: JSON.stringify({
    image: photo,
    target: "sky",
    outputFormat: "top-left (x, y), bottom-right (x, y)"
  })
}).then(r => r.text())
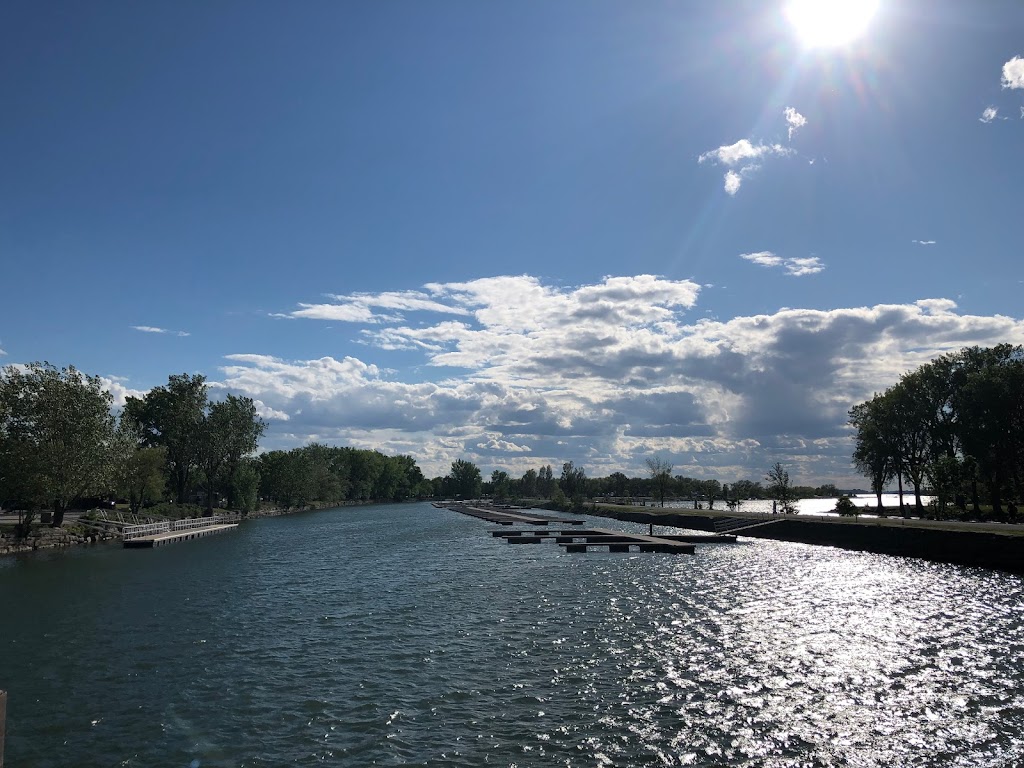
top-left (2, 0), bottom-right (1023, 485)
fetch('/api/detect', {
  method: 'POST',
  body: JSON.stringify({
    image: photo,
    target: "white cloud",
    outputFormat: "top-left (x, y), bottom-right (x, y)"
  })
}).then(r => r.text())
top-left (699, 139), bottom-right (793, 167)
top-left (784, 107), bottom-right (807, 140)
top-left (699, 139), bottom-right (795, 194)
top-left (724, 170), bottom-right (742, 195)
top-left (131, 325), bottom-right (190, 337)
top-left (912, 240), bottom-right (937, 245)
top-left (98, 376), bottom-right (147, 409)
top-left (740, 251), bottom-right (824, 276)
top-left (784, 257), bottom-right (825, 276)
top-left (239, 275), bottom-right (1024, 482)
top-left (980, 106), bottom-right (998, 123)
top-left (1002, 55), bottom-right (1024, 89)
top-left (286, 289), bottom-right (472, 323)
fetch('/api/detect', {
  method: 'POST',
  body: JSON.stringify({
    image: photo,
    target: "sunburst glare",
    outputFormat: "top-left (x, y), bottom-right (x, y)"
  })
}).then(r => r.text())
top-left (785, 0), bottom-right (880, 48)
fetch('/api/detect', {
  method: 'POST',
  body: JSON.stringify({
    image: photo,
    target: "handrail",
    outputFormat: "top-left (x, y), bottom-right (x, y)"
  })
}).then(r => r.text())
top-left (123, 516), bottom-right (223, 540)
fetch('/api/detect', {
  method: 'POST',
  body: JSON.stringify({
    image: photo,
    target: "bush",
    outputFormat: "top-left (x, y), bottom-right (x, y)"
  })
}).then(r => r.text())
top-left (835, 495), bottom-right (858, 517)
top-left (144, 502), bottom-right (205, 520)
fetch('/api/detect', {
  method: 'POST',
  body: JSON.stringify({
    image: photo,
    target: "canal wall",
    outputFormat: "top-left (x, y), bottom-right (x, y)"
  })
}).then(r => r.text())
top-left (588, 507), bottom-right (1024, 575)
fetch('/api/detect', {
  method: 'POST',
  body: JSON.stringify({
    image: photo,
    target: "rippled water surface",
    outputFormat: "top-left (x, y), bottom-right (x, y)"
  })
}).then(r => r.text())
top-left (2, 503), bottom-right (1023, 767)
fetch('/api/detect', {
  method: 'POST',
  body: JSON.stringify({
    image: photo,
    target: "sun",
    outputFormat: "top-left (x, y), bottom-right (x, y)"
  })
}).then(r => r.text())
top-left (785, 0), bottom-right (880, 49)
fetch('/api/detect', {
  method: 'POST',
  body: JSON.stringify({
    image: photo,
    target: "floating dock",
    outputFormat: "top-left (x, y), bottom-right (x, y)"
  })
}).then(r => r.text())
top-left (122, 517), bottom-right (238, 548)
top-left (492, 527), bottom-right (735, 554)
top-left (436, 502), bottom-right (585, 526)
top-left (438, 502), bottom-right (738, 555)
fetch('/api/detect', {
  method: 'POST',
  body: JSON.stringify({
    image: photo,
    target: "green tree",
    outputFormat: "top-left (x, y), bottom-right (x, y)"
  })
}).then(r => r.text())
top-left (448, 459), bottom-right (482, 499)
top-left (646, 457), bottom-right (673, 507)
top-left (519, 468), bottom-right (538, 498)
top-left (197, 394), bottom-right (265, 515)
top-left (559, 461), bottom-right (587, 503)
top-left (125, 373), bottom-right (207, 504)
top-left (0, 362), bottom-right (116, 527)
top-left (538, 464), bottom-right (556, 498)
top-left (835, 495), bottom-right (858, 517)
top-left (491, 469), bottom-right (511, 502)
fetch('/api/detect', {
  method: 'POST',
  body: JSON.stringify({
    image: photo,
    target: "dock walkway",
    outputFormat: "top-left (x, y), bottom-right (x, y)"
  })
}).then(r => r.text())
top-left (123, 516), bottom-right (238, 548)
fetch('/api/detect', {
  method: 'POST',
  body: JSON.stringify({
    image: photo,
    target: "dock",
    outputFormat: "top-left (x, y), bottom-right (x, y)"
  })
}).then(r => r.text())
top-left (492, 527), bottom-right (736, 554)
top-left (122, 516), bottom-right (238, 548)
top-left (437, 502), bottom-right (737, 556)
top-left (436, 502), bottom-right (585, 526)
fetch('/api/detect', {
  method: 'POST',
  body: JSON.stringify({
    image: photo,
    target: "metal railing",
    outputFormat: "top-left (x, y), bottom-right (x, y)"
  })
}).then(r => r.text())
top-left (123, 516), bottom-right (223, 540)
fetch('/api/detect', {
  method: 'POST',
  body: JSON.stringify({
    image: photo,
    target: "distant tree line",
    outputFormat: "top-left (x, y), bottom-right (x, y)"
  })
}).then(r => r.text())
top-left (258, 444), bottom-right (430, 507)
top-left (849, 344), bottom-right (1024, 519)
top-left (435, 458), bottom-right (834, 510)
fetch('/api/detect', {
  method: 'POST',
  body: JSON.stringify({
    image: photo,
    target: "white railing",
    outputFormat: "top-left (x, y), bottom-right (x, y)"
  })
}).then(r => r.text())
top-left (123, 516), bottom-right (223, 540)
top-left (123, 521), bottom-right (170, 540)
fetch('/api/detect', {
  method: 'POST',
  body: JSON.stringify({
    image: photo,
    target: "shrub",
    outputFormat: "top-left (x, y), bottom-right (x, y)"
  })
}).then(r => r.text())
top-left (835, 495), bottom-right (858, 517)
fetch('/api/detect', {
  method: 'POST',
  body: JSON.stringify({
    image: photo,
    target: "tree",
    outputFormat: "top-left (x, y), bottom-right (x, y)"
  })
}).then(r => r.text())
top-left (646, 457), bottom-right (673, 507)
top-left (559, 461), bottom-right (587, 502)
top-left (835, 495), bottom-right (858, 517)
top-left (491, 470), bottom-right (511, 502)
top-left (197, 394), bottom-right (265, 515)
top-left (0, 362), bottom-right (116, 527)
top-left (125, 373), bottom-right (207, 504)
top-left (113, 433), bottom-right (167, 516)
top-left (766, 462), bottom-right (797, 514)
top-left (519, 468), bottom-right (538, 498)
top-left (448, 459), bottom-right (482, 499)
top-left (538, 465), bottom-right (556, 498)
top-left (850, 395), bottom-right (897, 513)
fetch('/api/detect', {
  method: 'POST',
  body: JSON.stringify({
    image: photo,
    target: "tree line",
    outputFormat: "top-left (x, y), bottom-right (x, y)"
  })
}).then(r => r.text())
top-left (0, 364), bottom-right (436, 535)
top-left (849, 344), bottom-right (1024, 519)
top-left (436, 457), bottom-right (832, 510)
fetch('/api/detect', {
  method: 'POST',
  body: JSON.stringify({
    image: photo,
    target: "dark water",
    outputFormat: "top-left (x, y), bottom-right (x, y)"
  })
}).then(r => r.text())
top-left (2, 503), bottom-right (1023, 767)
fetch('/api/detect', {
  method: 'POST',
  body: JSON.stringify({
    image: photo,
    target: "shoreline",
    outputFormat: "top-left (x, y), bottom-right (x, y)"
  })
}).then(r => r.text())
top-left (578, 504), bottom-right (1024, 575)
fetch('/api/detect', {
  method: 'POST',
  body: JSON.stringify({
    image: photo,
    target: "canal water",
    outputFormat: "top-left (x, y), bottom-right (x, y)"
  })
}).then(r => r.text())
top-left (1, 502), bottom-right (1023, 767)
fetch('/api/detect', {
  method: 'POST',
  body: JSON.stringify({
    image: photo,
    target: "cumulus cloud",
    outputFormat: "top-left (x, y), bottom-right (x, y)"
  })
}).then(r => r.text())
top-left (284, 289), bottom-right (472, 323)
top-left (784, 107), bottom-right (807, 139)
top-left (724, 170), bottom-right (743, 195)
top-left (132, 325), bottom-right (190, 337)
top-left (740, 251), bottom-right (824, 276)
top-left (699, 139), bottom-right (793, 167)
top-left (980, 106), bottom-right (999, 123)
top-left (98, 376), bottom-right (147, 409)
top-left (234, 276), bottom-right (1024, 482)
top-left (1002, 55), bottom-right (1024, 89)
top-left (699, 139), bottom-right (795, 194)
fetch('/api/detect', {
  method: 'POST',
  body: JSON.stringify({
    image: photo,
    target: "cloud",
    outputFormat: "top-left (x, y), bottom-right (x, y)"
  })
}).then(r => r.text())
top-left (285, 289), bottom-right (472, 323)
top-left (784, 107), bottom-right (807, 140)
top-left (912, 240), bottom-right (937, 245)
top-left (1002, 55), bottom-right (1024, 89)
top-left (699, 139), bottom-right (793, 167)
top-left (724, 170), bottom-right (742, 195)
top-left (980, 106), bottom-right (999, 123)
top-left (699, 139), bottom-right (795, 194)
top-left (233, 275), bottom-right (1024, 483)
top-left (131, 325), bottom-right (190, 337)
top-left (98, 376), bottom-right (147, 409)
top-left (740, 251), bottom-right (824, 276)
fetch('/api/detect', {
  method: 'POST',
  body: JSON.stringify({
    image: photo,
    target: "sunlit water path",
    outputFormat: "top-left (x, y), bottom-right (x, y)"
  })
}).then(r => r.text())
top-left (2, 502), bottom-right (1023, 767)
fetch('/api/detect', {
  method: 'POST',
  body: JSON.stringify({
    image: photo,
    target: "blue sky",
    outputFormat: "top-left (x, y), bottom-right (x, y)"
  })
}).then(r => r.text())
top-left (3, 0), bottom-right (1023, 484)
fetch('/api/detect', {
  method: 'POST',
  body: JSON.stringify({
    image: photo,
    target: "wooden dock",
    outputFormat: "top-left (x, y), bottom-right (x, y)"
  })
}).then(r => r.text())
top-left (492, 527), bottom-right (736, 554)
top-left (122, 517), bottom-right (239, 548)
top-left (436, 502), bottom-right (585, 526)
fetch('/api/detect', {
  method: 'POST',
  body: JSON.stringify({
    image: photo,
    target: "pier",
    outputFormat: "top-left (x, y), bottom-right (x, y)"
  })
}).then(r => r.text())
top-left (438, 502), bottom-right (737, 555)
top-left (435, 502), bottom-right (585, 526)
top-left (122, 516), bottom-right (238, 548)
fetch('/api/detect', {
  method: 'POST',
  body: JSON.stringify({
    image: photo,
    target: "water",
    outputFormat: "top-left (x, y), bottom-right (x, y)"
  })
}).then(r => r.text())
top-left (2, 503), bottom-right (1023, 767)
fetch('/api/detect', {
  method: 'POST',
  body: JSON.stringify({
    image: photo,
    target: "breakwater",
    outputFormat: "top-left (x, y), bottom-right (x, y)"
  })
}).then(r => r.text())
top-left (587, 505), bottom-right (1024, 574)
